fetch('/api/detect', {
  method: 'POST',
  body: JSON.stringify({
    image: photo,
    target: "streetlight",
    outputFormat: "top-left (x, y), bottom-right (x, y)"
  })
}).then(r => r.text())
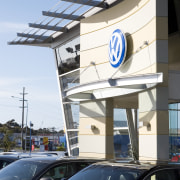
top-left (66, 45), bottom-right (80, 63)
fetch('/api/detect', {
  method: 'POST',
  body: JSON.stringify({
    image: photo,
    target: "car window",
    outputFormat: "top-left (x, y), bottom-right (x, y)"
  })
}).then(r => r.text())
top-left (41, 164), bottom-right (67, 180)
top-left (69, 165), bottom-right (143, 180)
top-left (144, 169), bottom-right (180, 180)
top-left (40, 162), bottom-right (93, 180)
top-left (0, 159), bottom-right (48, 180)
top-left (0, 160), bottom-right (10, 169)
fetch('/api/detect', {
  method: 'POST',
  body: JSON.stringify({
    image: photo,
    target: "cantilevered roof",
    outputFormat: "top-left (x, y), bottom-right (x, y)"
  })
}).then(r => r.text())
top-left (65, 73), bottom-right (163, 101)
top-left (8, 0), bottom-right (119, 47)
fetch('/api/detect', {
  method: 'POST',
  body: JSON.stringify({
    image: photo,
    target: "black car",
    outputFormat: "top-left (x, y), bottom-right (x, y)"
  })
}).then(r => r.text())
top-left (0, 152), bottom-right (60, 170)
top-left (69, 160), bottom-right (180, 180)
top-left (0, 156), bottom-right (102, 180)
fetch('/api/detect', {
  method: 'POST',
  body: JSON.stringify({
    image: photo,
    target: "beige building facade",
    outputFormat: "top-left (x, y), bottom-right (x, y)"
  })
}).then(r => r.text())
top-left (78, 0), bottom-right (169, 161)
top-left (9, 0), bottom-right (180, 161)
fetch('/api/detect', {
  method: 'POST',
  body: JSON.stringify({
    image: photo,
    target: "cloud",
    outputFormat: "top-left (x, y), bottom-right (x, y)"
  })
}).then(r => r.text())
top-left (0, 77), bottom-right (25, 87)
top-left (0, 77), bottom-right (26, 99)
top-left (0, 76), bottom-right (55, 86)
top-left (0, 76), bottom-right (60, 103)
top-left (0, 22), bottom-right (28, 33)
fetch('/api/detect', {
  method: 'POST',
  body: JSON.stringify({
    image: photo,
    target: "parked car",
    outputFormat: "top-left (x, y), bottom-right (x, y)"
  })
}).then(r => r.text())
top-left (0, 151), bottom-right (61, 170)
top-left (0, 156), bottom-right (103, 180)
top-left (69, 160), bottom-right (180, 180)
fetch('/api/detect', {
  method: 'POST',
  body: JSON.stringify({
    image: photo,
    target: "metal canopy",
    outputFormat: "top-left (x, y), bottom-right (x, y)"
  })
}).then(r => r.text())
top-left (8, 0), bottom-right (118, 47)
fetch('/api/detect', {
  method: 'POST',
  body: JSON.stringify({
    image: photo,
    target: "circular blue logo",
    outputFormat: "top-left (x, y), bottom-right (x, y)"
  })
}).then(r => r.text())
top-left (108, 29), bottom-right (127, 68)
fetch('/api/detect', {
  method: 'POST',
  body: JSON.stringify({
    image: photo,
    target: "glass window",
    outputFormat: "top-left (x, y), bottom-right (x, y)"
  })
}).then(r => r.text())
top-left (58, 69), bottom-right (80, 156)
top-left (0, 159), bottom-right (48, 179)
top-left (69, 165), bottom-right (143, 180)
top-left (55, 36), bottom-right (80, 75)
top-left (168, 0), bottom-right (180, 34)
top-left (55, 38), bottom-right (80, 156)
top-left (0, 160), bottom-right (10, 169)
top-left (145, 169), bottom-right (179, 180)
top-left (114, 108), bottom-right (130, 158)
top-left (169, 103), bottom-right (180, 160)
top-left (114, 108), bottom-right (128, 128)
top-left (41, 162), bottom-right (93, 180)
top-left (41, 164), bottom-right (69, 179)
top-left (113, 108), bottom-right (137, 159)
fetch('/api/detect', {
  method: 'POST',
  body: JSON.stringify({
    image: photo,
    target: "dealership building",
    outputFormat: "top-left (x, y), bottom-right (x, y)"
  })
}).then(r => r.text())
top-left (9, 0), bottom-right (180, 161)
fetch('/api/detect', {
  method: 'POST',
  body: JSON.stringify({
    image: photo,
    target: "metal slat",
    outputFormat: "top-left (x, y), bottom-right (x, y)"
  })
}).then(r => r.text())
top-left (42, 11), bottom-right (84, 21)
top-left (28, 23), bottom-right (68, 32)
top-left (61, 0), bottom-right (108, 8)
top-left (17, 33), bottom-right (50, 40)
top-left (8, 40), bottom-right (51, 47)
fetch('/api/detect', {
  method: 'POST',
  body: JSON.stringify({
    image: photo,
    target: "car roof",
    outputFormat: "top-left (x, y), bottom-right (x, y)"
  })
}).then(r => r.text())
top-left (0, 155), bottom-right (20, 160)
top-left (0, 151), bottom-right (64, 159)
top-left (17, 155), bottom-right (104, 164)
top-left (90, 161), bottom-right (152, 170)
top-left (17, 156), bottom-right (58, 163)
top-left (89, 159), bottom-right (180, 171)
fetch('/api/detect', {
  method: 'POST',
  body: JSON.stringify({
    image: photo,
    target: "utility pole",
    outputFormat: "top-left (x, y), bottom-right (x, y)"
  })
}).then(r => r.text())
top-left (25, 101), bottom-right (28, 152)
top-left (20, 87), bottom-right (28, 150)
top-left (52, 127), bottom-right (55, 144)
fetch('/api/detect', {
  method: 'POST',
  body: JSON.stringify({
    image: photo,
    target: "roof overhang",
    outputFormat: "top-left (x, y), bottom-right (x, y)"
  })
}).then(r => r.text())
top-left (8, 0), bottom-right (121, 47)
top-left (65, 73), bottom-right (163, 101)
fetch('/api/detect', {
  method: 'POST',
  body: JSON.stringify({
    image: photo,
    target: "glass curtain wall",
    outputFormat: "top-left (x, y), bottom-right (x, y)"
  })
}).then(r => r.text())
top-left (113, 103), bottom-right (180, 160)
top-left (55, 36), bottom-right (80, 156)
top-left (168, 0), bottom-right (180, 34)
top-left (169, 103), bottom-right (180, 159)
top-left (168, 0), bottom-right (180, 161)
top-left (113, 108), bottom-right (137, 159)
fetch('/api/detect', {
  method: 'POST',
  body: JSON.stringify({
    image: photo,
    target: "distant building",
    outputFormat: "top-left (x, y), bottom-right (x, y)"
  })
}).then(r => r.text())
top-left (59, 135), bottom-right (67, 149)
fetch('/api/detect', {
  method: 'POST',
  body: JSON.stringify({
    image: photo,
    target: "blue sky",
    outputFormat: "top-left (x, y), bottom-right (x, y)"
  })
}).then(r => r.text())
top-left (0, 0), bottom-right (64, 130)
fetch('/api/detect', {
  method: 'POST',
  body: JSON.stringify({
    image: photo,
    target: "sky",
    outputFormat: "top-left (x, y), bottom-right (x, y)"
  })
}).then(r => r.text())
top-left (0, 0), bottom-right (64, 130)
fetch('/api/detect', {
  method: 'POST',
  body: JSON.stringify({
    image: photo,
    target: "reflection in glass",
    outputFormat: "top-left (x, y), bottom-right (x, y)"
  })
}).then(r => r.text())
top-left (59, 70), bottom-right (80, 156)
top-left (55, 36), bottom-right (80, 74)
top-left (113, 108), bottom-right (130, 159)
top-left (55, 35), bottom-right (80, 156)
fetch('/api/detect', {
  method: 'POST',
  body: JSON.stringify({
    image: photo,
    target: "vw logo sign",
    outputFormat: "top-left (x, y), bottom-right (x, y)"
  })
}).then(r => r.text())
top-left (108, 29), bottom-right (127, 68)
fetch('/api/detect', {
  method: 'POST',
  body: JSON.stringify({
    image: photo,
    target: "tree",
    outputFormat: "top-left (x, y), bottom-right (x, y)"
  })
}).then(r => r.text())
top-left (6, 119), bottom-right (20, 128)
top-left (0, 126), bottom-right (16, 151)
top-left (59, 130), bottom-right (65, 136)
top-left (5, 119), bottom-right (21, 133)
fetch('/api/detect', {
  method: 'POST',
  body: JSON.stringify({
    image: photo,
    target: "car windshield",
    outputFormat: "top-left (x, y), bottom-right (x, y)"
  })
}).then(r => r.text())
top-left (69, 164), bottom-right (145, 180)
top-left (0, 159), bottom-right (49, 180)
